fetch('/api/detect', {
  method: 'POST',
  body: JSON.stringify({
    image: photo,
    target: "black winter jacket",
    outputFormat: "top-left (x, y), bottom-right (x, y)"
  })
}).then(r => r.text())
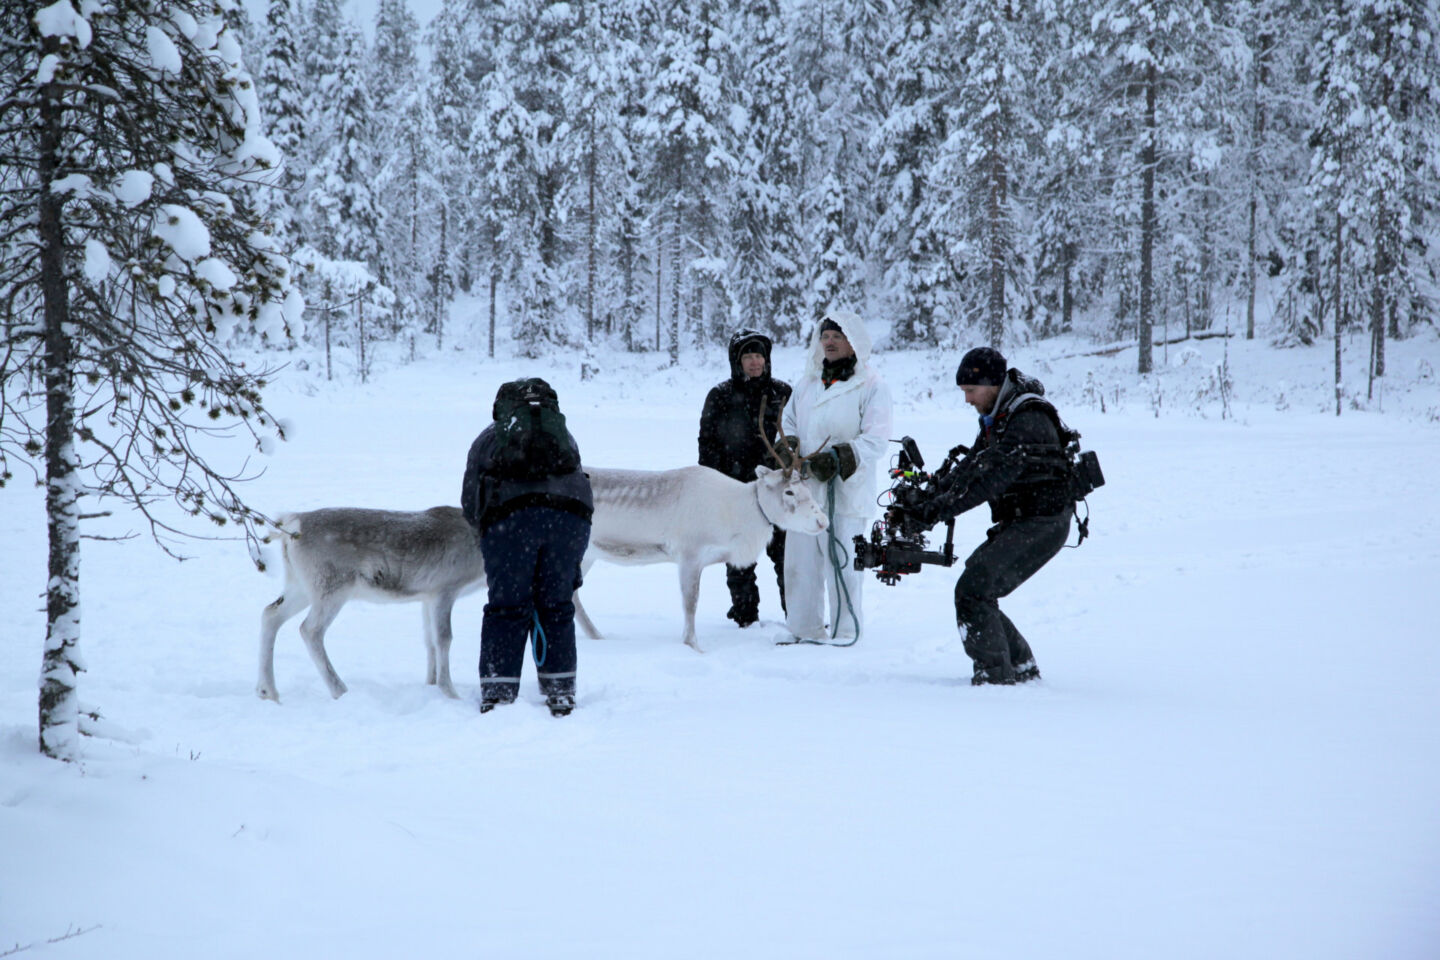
top-left (919, 370), bottom-right (1073, 526)
top-left (461, 424), bottom-right (594, 535)
top-left (698, 332), bottom-right (793, 482)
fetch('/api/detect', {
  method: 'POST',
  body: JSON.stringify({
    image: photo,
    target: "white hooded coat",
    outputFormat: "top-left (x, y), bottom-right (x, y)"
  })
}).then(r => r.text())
top-left (781, 311), bottom-right (894, 518)
top-left (779, 310), bottom-right (893, 642)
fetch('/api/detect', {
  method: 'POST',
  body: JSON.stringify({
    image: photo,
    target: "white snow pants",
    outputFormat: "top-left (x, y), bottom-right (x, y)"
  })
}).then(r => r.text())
top-left (784, 514), bottom-right (869, 641)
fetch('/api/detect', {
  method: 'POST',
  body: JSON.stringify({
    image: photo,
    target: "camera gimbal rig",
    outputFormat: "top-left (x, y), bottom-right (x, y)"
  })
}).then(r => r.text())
top-left (852, 437), bottom-right (962, 586)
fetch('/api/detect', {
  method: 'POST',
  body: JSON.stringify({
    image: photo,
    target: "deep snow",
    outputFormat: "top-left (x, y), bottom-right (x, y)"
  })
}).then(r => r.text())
top-left (3, 323), bottom-right (1439, 958)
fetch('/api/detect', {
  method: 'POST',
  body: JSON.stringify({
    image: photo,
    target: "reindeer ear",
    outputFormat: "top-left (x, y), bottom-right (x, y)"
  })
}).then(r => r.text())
top-left (754, 465), bottom-right (773, 479)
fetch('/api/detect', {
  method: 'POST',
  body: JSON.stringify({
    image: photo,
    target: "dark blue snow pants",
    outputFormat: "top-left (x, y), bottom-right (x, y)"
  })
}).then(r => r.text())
top-left (478, 508), bottom-right (590, 704)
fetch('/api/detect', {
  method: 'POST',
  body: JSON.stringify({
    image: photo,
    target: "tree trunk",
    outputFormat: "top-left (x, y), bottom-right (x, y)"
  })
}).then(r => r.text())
top-left (986, 144), bottom-right (1006, 349)
top-left (587, 117), bottom-right (598, 342)
top-left (357, 298), bottom-right (367, 384)
top-left (1334, 212), bottom-right (1343, 417)
top-left (1137, 57), bottom-right (1157, 375)
top-left (323, 278), bottom-right (334, 381)
top-left (1245, 193), bottom-right (1258, 341)
top-left (1245, 32), bottom-right (1270, 341)
top-left (1061, 241), bottom-right (1074, 332)
top-left (38, 56), bottom-right (83, 760)
top-left (488, 223), bottom-right (497, 360)
top-left (668, 165), bottom-right (683, 366)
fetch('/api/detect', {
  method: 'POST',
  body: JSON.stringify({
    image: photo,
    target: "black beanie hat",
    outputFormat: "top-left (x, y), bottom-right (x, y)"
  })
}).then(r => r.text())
top-left (956, 347), bottom-right (1007, 387)
top-left (819, 317), bottom-right (844, 334)
top-left (737, 337), bottom-right (766, 357)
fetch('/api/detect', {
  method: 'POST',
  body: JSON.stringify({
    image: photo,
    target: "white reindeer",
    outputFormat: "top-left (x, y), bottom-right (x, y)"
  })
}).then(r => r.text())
top-left (256, 420), bottom-right (824, 697)
top-left (581, 463), bottom-right (827, 650)
top-left (255, 506), bottom-right (490, 702)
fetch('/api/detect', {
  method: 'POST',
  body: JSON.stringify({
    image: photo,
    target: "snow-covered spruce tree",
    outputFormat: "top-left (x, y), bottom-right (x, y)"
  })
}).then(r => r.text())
top-left (424, 0), bottom-right (482, 347)
top-left (255, 0), bottom-right (306, 247)
top-left (729, 0), bottom-right (805, 344)
top-left (807, 171), bottom-right (859, 327)
top-left (368, 0), bottom-right (422, 338)
top-left (1307, 0), bottom-right (1373, 410)
top-left (304, 18), bottom-right (378, 267)
top-left (601, 0), bottom-right (657, 352)
top-left (0, 0), bottom-right (296, 759)
top-left (301, 12), bottom-right (388, 373)
top-left (939, 0), bottom-right (1043, 349)
top-left (646, 2), bottom-right (737, 362)
top-left (566, 0), bottom-right (623, 344)
top-left (870, 0), bottom-right (952, 346)
top-left (1349, 0), bottom-right (1440, 378)
top-left (1081, 0), bottom-right (1218, 373)
top-left (1210, 0), bottom-right (1316, 344)
top-left (794, 0), bottom-right (889, 326)
top-left (506, 0), bottom-right (581, 356)
top-left (1029, 0), bottom-right (1104, 339)
top-left (1392, 0), bottom-right (1440, 343)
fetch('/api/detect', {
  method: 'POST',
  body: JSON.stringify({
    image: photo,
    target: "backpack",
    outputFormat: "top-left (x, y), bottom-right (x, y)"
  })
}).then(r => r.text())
top-left (490, 378), bottom-right (580, 481)
top-left (1001, 395), bottom-right (1105, 499)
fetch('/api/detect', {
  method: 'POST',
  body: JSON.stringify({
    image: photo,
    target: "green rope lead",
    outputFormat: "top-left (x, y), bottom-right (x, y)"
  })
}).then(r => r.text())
top-left (823, 476), bottom-right (862, 646)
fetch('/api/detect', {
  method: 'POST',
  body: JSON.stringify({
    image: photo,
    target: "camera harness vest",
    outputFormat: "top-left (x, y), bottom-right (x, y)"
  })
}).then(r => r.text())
top-left (982, 391), bottom-right (1096, 545)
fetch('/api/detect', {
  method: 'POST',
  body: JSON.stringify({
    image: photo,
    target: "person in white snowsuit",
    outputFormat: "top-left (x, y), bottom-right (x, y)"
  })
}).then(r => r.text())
top-left (779, 311), bottom-right (893, 644)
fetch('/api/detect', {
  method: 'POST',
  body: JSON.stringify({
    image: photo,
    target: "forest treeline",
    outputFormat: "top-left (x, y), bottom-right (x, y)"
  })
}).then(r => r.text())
top-left (246, 0), bottom-right (1438, 373)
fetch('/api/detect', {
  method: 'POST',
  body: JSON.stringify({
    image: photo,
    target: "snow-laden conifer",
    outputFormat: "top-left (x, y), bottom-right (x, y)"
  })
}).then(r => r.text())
top-left (729, 0), bottom-right (805, 344)
top-left (0, 0), bottom-right (296, 759)
top-left (870, 0), bottom-right (953, 345)
top-left (256, 0), bottom-right (305, 244)
top-left (646, 2), bottom-right (738, 362)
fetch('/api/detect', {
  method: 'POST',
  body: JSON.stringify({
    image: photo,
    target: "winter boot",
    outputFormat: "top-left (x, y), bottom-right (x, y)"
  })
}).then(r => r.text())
top-left (970, 664), bottom-right (1017, 687)
top-left (479, 691), bottom-right (517, 713)
top-left (546, 693), bottom-right (575, 717)
top-left (1013, 660), bottom-right (1041, 684)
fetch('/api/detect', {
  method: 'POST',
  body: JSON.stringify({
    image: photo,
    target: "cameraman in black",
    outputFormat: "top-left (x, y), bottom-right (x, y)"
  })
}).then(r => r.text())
top-left (892, 347), bottom-right (1073, 686)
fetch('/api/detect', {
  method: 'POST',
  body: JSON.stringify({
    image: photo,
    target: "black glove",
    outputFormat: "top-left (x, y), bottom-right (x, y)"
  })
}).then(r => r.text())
top-left (807, 449), bottom-right (840, 482)
top-left (807, 443), bottom-right (857, 483)
top-left (772, 435), bottom-right (801, 469)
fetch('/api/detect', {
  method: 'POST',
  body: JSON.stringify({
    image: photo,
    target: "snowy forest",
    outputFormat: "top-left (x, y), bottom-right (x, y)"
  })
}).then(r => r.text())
top-left (2, 0), bottom-right (1439, 761)
top-left (237, 0), bottom-right (1438, 370)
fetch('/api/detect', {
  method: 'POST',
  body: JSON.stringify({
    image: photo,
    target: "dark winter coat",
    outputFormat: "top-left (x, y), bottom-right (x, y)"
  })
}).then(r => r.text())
top-left (698, 330), bottom-right (793, 483)
top-left (918, 369), bottom-right (1074, 526)
top-left (461, 424), bottom-right (594, 535)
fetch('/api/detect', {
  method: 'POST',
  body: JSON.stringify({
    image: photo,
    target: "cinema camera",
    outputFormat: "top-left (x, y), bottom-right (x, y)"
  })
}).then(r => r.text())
top-left (852, 437), bottom-right (961, 586)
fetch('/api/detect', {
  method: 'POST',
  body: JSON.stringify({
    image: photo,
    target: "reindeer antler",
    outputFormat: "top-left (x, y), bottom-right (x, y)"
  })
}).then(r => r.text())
top-left (758, 395), bottom-right (829, 480)
top-left (758, 395), bottom-right (796, 478)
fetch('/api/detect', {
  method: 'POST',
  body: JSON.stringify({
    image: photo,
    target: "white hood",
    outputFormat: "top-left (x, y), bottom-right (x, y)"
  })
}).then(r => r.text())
top-left (803, 309), bottom-right (876, 380)
top-left (783, 309), bottom-right (893, 519)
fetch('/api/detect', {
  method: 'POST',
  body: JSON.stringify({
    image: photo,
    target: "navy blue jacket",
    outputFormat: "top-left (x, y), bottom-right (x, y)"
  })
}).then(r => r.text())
top-left (461, 424), bottom-right (594, 535)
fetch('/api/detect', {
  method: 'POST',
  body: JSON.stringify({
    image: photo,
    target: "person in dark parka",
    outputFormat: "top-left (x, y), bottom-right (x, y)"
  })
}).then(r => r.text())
top-left (896, 347), bottom-right (1073, 685)
top-left (698, 329), bottom-right (792, 627)
top-left (461, 378), bottom-right (593, 716)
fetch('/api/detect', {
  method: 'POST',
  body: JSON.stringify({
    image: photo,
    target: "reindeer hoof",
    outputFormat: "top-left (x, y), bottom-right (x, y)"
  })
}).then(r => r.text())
top-left (256, 685), bottom-right (279, 702)
top-left (684, 638), bottom-right (704, 653)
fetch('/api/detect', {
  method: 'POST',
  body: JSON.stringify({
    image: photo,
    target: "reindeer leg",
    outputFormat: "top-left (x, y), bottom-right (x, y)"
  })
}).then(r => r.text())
top-left (680, 559), bottom-right (704, 652)
top-left (298, 594), bottom-right (349, 699)
top-left (430, 591), bottom-right (460, 699)
top-left (257, 589), bottom-right (308, 702)
top-left (421, 598), bottom-right (439, 685)
top-left (573, 558), bottom-right (602, 640)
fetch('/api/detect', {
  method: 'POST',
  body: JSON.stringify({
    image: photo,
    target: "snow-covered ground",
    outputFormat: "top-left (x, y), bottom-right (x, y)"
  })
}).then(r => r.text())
top-left (4, 323), bottom-right (1439, 958)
